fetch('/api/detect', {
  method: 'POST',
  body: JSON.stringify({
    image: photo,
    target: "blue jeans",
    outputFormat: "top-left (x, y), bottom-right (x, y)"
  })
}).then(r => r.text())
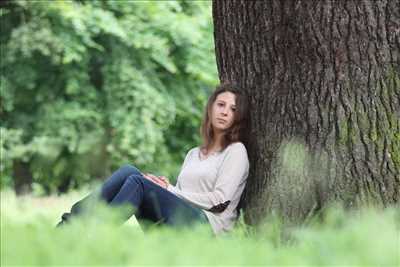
top-left (57, 165), bottom-right (208, 229)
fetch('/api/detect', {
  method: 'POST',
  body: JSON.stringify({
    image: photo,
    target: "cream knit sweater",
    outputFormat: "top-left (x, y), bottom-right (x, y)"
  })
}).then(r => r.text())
top-left (167, 142), bottom-right (249, 234)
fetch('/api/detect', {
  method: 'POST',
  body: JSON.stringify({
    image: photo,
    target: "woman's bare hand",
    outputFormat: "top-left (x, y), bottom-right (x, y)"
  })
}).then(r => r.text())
top-left (142, 173), bottom-right (169, 189)
top-left (158, 175), bottom-right (170, 184)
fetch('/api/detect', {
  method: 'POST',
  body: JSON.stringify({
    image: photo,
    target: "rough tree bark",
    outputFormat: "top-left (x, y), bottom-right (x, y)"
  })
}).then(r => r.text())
top-left (212, 0), bottom-right (399, 225)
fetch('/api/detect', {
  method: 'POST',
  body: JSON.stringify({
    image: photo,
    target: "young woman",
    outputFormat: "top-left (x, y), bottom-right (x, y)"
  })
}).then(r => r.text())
top-left (57, 83), bottom-right (250, 235)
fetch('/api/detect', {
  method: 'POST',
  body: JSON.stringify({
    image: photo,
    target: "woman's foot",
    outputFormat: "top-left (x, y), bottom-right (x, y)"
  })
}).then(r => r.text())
top-left (55, 212), bottom-right (71, 227)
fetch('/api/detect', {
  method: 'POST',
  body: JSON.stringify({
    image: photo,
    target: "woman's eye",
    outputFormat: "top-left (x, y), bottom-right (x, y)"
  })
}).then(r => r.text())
top-left (218, 103), bottom-right (224, 107)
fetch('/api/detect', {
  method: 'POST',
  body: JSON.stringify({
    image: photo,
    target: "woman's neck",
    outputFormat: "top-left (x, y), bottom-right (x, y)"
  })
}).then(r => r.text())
top-left (209, 132), bottom-right (224, 152)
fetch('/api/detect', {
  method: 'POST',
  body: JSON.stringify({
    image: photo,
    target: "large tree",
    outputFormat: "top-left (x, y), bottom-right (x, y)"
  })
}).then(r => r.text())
top-left (212, 0), bottom-right (399, 225)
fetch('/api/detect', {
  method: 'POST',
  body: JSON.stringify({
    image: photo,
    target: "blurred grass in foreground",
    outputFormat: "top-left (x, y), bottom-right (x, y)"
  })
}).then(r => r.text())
top-left (1, 190), bottom-right (399, 266)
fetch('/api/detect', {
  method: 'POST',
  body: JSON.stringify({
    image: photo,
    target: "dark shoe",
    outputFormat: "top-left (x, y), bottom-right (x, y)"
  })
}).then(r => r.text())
top-left (55, 212), bottom-right (71, 228)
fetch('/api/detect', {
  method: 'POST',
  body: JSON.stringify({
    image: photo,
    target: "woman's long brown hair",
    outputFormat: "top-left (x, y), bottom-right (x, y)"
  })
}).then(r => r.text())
top-left (200, 83), bottom-right (250, 154)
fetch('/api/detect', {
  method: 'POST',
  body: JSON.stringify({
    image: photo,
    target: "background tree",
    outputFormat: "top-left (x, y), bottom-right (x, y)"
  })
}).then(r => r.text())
top-left (212, 0), bottom-right (399, 225)
top-left (1, 1), bottom-right (217, 194)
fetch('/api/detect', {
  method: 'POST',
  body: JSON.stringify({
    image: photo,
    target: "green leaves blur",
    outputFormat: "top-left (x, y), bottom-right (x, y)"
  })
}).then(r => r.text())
top-left (0, 0), bottom-right (217, 193)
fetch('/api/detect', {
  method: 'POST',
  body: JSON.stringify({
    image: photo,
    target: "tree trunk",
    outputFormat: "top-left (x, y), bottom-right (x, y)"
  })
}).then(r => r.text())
top-left (13, 160), bottom-right (32, 195)
top-left (212, 0), bottom-right (399, 225)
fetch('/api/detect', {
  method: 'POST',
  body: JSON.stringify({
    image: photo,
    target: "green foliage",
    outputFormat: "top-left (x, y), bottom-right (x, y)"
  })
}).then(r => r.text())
top-left (0, 0), bottom-right (217, 192)
top-left (1, 190), bottom-right (398, 266)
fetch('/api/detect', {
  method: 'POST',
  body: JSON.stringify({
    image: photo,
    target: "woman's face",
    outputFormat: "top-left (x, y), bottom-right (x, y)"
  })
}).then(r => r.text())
top-left (211, 91), bottom-right (237, 134)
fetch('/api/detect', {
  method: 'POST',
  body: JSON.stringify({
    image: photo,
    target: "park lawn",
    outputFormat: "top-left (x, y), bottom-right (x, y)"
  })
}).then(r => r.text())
top-left (1, 190), bottom-right (399, 266)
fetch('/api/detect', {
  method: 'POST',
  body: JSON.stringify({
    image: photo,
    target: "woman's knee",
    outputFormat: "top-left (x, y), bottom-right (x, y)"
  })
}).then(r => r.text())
top-left (119, 164), bottom-right (142, 176)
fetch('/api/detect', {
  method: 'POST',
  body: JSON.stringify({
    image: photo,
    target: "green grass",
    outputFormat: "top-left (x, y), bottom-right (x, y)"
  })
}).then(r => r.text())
top-left (1, 190), bottom-right (399, 266)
